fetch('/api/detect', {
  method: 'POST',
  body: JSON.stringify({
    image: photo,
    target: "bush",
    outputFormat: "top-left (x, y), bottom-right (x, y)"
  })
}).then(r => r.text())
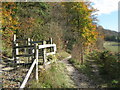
top-left (96, 51), bottom-right (120, 79)
top-left (47, 54), bottom-right (57, 63)
top-left (87, 50), bottom-right (101, 61)
top-left (2, 45), bottom-right (12, 57)
top-left (87, 50), bottom-right (120, 87)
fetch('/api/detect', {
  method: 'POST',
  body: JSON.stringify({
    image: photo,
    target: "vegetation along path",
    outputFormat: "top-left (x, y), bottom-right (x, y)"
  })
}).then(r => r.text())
top-left (60, 56), bottom-right (98, 88)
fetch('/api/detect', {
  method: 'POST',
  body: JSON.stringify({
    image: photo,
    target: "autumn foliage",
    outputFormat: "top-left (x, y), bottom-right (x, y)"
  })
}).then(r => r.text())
top-left (1, 2), bottom-right (19, 48)
top-left (62, 2), bottom-right (98, 64)
top-left (1, 2), bottom-right (99, 62)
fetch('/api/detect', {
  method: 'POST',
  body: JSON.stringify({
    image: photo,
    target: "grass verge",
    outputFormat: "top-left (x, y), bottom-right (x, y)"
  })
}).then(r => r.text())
top-left (27, 62), bottom-right (76, 88)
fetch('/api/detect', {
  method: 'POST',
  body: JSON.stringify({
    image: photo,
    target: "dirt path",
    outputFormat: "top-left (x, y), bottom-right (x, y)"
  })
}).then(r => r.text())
top-left (60, 56), bottom-right (97, 88)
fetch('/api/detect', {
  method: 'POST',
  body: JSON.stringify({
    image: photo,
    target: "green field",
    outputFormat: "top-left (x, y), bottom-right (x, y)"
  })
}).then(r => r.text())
top-left (104, 41), bottom-right (120, 53)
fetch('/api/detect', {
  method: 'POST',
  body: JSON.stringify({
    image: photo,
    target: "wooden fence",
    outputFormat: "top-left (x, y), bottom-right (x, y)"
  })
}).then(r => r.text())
top-left (12, 34), bottom-right (56, 88)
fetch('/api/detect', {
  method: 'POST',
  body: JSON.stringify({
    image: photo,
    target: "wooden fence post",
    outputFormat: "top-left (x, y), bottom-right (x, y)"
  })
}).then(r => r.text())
top-left (50, 38), bottom-right (52, 52)
top-left (13, 34), bottom-right (19, 63)
top-left (24, 39), bottom-right (28, 55)
top-left (13, 34), bottom-right (16, 61)
top-left (35, 43), bottom-right (38, 82)
top-left (16, 43), bottom-right (19, 63)
top-left (43, 41), bottom-right (47, 65)
top-left (31, 39), bottom-right (34, 61)
top-left (28, 38), bottom-right (31, 62)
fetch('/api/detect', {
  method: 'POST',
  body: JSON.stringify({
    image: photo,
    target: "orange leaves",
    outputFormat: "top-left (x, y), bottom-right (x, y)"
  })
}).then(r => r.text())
top-left (2, 2), bottom-right (18, 30)
top-left (62, 2), bottom-right (98, 47)
top-left (2, 2), bottom-right (19, 48)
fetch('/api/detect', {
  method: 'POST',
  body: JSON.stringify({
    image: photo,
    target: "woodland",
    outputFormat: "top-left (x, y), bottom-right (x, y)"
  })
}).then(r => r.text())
top-left (1, 2), bottom-right (120, 88)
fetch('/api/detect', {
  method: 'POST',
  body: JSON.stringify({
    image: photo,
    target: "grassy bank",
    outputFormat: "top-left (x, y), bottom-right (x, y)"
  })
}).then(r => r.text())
top-left (27, 62), bottom-right (75, 88)
top-left (27, 51), bottom-right (75, 88)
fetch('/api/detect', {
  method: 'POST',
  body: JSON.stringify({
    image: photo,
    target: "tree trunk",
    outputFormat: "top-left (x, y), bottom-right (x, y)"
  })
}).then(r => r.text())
top-left (81, 46), bottom-right (84, 65)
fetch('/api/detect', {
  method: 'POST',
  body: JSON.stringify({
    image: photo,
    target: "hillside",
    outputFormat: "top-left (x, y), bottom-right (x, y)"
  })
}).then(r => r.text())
top-left (97, 26), bottom-right (118, 36)
top-left (97, 26), bottom-right (120, 42)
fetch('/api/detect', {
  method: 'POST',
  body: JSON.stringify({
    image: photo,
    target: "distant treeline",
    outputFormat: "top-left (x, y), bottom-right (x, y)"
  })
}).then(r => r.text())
top-left (105, 36), bottom-right (120, 42)
top-left (97, 26), bottom-right (120, 42)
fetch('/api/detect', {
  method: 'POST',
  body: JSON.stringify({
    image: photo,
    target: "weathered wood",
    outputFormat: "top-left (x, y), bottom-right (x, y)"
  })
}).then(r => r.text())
top-left (50, 38), bottom-right (53, 52)
top-left (35, 44), bottom-right (38, 81)
top-left (28, 38), bottom-right (31, 62)
top-left (54, 44), bottom-right (57, 53)
top-left (43, 41), bottom-right (47, 65)
top-left (31, 39), bottom-right (34, 60)
top-left (38, 44), bottom-right (56, 49)
top-left (15, 54), bottom-right (34, 57)
top-left (13, 34), bottom-right (16, 42)
top-left (16, 39), bottom-right (27, 42)
top-left (28, 38), bottom-right (31, 46)
top-left (20, 59), bottom-right (36, 88)
top-left (13, 34), bottom-right (16, 60)
top-left (12, 35), bottom-right (57, 89)
top-left (30, 41), bottom-right (43, 44)
top-left (46, 52), bottom-right (56, 56)
top-left (14, 42), bottom-right (19, 63)
top-left (14, 45), bottom-right (34, 49)
top-left (50, 38), bottom-right (52, 44)
top-left (30, 40), bottom-right (50, 44)
top-left (16, 43), bottom-right (19, 60)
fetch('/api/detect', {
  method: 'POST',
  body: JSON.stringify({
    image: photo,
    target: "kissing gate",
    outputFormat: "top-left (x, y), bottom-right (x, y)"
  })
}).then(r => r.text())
top-left (12, 34), bottom-right (57, 88)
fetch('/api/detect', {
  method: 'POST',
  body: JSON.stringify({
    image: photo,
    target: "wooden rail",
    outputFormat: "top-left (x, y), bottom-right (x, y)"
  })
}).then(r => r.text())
top-left (14, 45), bottom-right (34, 49)
top-left (15, 54), bottom-right (34, 57)
top-left (38, 44), bottom-right (56, 49)
top-left (20, 59), bottom-right (37, 88)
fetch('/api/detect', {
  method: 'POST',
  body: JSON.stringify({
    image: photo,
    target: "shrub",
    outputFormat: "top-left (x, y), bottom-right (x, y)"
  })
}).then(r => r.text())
top-left (47, 54), bottom-right (57, 63)
top-left (88, 50), bottom-right (120, 86)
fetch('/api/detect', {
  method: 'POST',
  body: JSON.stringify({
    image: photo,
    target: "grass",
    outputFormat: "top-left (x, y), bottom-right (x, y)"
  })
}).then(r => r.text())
top-left (27, 62), bottom-right (76, 88)
top-left (104, 41), bottom-right (120, 53)
top-left (27, 51), bottom-right (75, 88)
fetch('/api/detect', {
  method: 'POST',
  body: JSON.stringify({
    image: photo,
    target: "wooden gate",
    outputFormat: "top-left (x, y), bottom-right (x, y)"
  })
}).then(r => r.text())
top-left (12, 34), bottom-right (57, 88)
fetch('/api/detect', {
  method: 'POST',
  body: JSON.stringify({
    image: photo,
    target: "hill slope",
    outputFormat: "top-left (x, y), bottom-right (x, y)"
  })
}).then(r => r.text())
top-left (97, 26), bottom-right (120, 42)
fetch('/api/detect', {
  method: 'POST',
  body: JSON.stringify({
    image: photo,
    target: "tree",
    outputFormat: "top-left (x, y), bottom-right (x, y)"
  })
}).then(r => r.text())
top-left (15, 2), bottom-right (49, 40)
top-left (62, 2), bottom-right (98, 64)
top-left (1, 2), bottom-right (19, 49)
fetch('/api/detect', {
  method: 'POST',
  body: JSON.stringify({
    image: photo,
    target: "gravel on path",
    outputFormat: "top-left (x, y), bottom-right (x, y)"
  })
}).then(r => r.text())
top-left (60, 56), bottom-right (98, 88)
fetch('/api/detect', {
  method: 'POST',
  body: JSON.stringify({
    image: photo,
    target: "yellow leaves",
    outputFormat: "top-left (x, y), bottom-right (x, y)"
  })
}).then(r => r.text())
top-left (61, 2), bottom-right (98, 49)
top-left (61, 4), bottom-right (65, 7)
top-left (82, 34), bottom-right (85, 38)
top-left (0, 30), bottom-right (3, 34)
top-left (2, 2), bottom-right (19, 34)
top-left (13, 20), bottom-right (19, 25)
top-left (8, 16), bottom-right (12, 21)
